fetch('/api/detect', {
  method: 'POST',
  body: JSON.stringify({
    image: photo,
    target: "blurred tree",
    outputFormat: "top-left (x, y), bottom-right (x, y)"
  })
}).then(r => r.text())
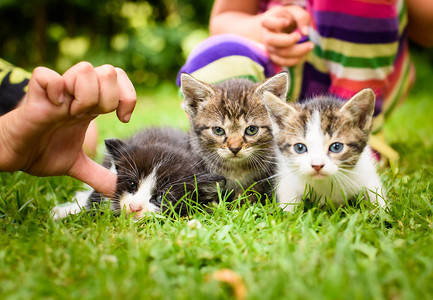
top-left (0, 0), bottom-right (213, 87)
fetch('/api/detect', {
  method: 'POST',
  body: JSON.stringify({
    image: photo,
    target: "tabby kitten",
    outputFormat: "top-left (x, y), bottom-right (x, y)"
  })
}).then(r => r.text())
top-left (263, 89), bottom-right (386, 212)
top-left (180, 72), bottom-right (289, 203)
top-left (53, 127), bottom-right (224, 220)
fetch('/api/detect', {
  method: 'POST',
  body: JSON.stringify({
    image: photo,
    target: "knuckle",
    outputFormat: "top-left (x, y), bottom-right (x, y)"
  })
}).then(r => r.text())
top-left (262, 35), bottom-right (273, 46)
top-left (120, 95), bottom-right (137, 104)
top-left (114, 67), bottom-right (126, 76)
top-left (270, 54), bottom-right (281, 65)
top-left (262, 35), bottom-right (270, 45)
top-left (99, 64), bottom-right (118, 80)
top-left (32, 67), bottom-right (61, 84)
top-left (76, 61), bottom-right (94, 73)
top-left (32, 66), bottom-right (46, 76)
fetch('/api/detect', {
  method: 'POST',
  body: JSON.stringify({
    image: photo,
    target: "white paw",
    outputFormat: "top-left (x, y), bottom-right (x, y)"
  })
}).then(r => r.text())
top-left (366, 187), bottom-right (387, 208)
top-left (51, 189), bottom-right (93, 221)
top-left (278, 202), bottom-right (297, 212)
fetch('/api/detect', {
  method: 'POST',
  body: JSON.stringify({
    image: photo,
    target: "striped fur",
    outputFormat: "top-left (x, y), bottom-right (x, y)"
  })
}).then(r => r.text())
top-left (181, 72), bottom-right (289, 203)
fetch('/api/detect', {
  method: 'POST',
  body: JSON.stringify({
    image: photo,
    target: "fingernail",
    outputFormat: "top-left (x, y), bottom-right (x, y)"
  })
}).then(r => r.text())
top-left (123, 113), bottom-right (131, 123)
top-left (302, 26), bottom-right (309, 36)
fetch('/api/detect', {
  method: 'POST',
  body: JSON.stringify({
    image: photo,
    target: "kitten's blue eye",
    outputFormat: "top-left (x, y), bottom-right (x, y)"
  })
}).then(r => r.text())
top-left (294, 143), bottom-right (307, 154)
top-left (212, 127), bottom-right (225, 136)
top-left (245, 125), bottom-right (259, 136)
top-left (329, 142), bottom-right (344, 153)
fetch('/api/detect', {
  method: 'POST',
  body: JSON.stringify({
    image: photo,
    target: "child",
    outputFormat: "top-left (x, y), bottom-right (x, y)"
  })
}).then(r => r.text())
top-left (178, 0), bottom-right (433, 163)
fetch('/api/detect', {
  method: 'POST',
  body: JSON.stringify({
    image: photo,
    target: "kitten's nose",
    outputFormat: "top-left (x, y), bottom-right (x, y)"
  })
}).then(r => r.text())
top-left (312, 164), bottom-right (325, 172)
top-left (229, 147), bottom-right (241, 155)
top-left (129, 203), bottom-right (143, 212)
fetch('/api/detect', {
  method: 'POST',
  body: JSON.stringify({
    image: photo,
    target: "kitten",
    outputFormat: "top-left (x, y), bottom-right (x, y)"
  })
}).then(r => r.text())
top-left (180, 72), bottom-right (289, 203)
top-left (53, 127), bottom-right (224, 220)
top-left (262, 89), bottom-right (386, 212)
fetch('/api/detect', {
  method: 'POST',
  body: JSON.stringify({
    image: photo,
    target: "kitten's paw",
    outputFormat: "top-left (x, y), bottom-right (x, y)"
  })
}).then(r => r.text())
top-left (365, 188), bottom-right (387, 208)
top-left (278, 202), bottom-right (297, 212)
top-left (51, 201), bottom-right (85, 221)
top-left (51, 189), bottom-right (92, 221)
top-left (376, 196), bottom-right (387, 208)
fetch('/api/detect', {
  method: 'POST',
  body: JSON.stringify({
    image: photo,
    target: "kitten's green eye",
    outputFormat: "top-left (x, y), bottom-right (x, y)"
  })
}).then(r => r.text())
top-left (212, 127), bottom-right (225, 136)
top-left (329, 142), bottom-right (344, 153)
top-left (294, 143), bottom-right (307, 154)
top-left (245, 125), bottom-right (259, 136)
top-left (153, 195), bottom-right (163, 205)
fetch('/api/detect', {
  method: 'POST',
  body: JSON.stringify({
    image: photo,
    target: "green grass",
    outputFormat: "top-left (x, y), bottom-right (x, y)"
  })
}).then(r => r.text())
top-left (1, 53), bottom-right (433, 299)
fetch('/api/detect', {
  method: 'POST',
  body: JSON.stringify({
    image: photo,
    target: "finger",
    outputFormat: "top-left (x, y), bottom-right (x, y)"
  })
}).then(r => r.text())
top-left (68, 151), bottom-right (117, 198)
top-left (114, 68), bottom-right (137, 123)
top-left (261, 14), bottom-right (293, 32)
top-left (268, 42), bottom-right (314, 67)
top-left (268, 41), bottom-right (314, 58)
top-left (263, 30), bottom-right (302, 48)
top-left (63, 62), bottom-right (99, 116)
top-left (91, 64), bottom-right (120, 115)
top-left (269, 53), bottom-right (303, 67)
top-left (261, 5), bottom-right (297, 31)
top-left (290, 6), bottom-right (311, 36)
top-left (29, 67), bottom-right (64, 105)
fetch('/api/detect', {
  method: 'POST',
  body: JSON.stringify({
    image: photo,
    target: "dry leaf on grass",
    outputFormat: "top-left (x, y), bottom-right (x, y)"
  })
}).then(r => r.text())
top-left (211, 268), bottom-right (247, 300)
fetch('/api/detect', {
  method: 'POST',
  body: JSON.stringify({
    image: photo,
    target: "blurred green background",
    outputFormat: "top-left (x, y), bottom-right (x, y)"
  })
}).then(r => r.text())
top-left (0, 0), bottom-right (212, 88)
top-left (1, 0), bottom-right (432, 90)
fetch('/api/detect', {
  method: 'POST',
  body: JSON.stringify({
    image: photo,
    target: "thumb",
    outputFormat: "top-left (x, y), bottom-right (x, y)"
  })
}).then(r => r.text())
top-left (68, 151), bottom-right (117, 198)
top-left (290, 6), bottom-right (311, 36)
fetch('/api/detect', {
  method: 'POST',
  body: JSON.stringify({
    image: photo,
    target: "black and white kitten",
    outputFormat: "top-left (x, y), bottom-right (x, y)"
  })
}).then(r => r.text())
top-left (53, 127), bottom-right (224, 219)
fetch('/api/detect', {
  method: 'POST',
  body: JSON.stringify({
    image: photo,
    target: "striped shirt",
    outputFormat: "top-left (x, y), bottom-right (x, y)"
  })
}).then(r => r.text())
top-left (263, 0), bottom-right (413, 129)
top-left (179, 0), bottom-right (413, 131)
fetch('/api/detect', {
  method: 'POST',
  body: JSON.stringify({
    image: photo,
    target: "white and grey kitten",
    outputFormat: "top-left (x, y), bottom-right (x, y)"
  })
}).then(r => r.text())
top-left (180, 73), bottom-right (289, 203)
top-left (53, 127), bottom-right (224, 220)
top-left (263, 89), bottom-right (386, 212)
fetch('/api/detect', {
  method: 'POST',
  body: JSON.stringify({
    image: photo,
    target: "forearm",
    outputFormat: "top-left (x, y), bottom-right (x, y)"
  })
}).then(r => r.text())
top-left (210, 11), bottom-right (264, 42)
top-left (0, 110), bottom-right (18, 171)
top-left (406, 0), bottom-right (433, 47)
top-left (209, 0), bottom-right (263, 42)
top-left (0, 105), bottom-right (37, 172)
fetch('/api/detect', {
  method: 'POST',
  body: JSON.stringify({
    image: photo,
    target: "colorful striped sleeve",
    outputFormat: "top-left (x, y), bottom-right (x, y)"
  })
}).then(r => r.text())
top-left (300, 0), bottom-right (413, 130)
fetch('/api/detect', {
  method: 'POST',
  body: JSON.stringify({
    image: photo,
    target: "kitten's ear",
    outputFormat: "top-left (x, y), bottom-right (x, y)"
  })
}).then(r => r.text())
top-left (262, 91), bottom-right (297, 129)
top-left (105, 139), bottom-right (127, 161)
top-left (180, 73), bottom-right (215, 117)
top-left (255, 72), bottom-right (289, 101)
top-left (340, 89), bottom-right (376, 131)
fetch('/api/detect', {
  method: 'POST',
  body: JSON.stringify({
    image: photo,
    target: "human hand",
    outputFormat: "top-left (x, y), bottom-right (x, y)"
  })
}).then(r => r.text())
top-left (0, 62), bottom-right (137, 197)
top-left (261, 5), bottom-right (314, 67)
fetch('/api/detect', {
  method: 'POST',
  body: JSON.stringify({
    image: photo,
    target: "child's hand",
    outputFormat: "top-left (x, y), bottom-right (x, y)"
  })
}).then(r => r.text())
top-left (0, 62), bottom-right (137, 197)
top-left (261, 5), bottom-right (314, 67)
